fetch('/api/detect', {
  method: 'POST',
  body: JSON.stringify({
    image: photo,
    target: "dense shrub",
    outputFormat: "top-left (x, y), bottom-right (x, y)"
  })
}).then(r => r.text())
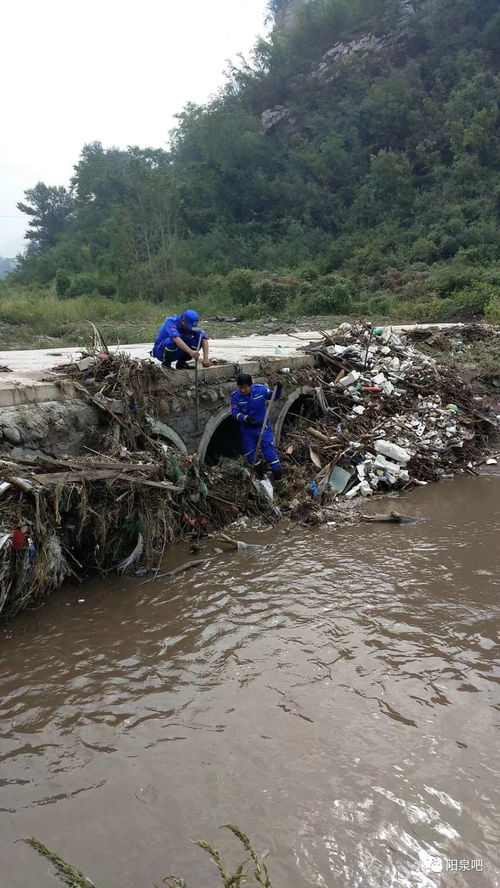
top-left (55, 269), bottom-right (71, 297)
top-left (66, 272), bottom-right (100, 298)
top-left (227, 268), bottom-right (255, 305)
top-left (453, 282), bottom-right (497, 317)
top-left (485, 297), bottom-right (500, 322)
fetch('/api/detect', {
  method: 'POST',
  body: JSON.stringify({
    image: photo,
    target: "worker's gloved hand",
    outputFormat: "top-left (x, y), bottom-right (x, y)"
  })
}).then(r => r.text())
top-left (275, 381), bottom-right (283, 396)
top-left (245, 417), bottom-right (260, 428)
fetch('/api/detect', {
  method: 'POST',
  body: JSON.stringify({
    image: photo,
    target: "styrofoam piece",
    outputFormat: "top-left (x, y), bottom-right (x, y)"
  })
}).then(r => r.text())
top-left (374, 439), bottom-right (411, 464)
top-left (339, 370), bottom-right (361, 387)
top-left (374, 454), bottom-right (401, 476)
top-left (344, 483), bottom-right (361, 499)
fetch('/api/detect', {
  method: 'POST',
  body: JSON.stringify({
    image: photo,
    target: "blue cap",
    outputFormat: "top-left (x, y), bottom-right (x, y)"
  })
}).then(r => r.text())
top-left (183, 310), bottom-right (200, 330)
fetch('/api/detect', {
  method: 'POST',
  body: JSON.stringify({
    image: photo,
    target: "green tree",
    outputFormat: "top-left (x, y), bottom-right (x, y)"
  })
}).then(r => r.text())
top-left (17, 183), bottom-right (74, 252)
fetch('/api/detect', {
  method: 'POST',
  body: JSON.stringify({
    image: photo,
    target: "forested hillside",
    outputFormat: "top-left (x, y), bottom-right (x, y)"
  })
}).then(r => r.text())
top-left (3, 0), bottom-right (500, 337)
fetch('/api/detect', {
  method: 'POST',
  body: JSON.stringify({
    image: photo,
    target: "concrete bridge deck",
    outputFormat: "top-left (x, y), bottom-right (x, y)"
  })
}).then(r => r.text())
top-left (0, 324), bottom-right (465, 408)
top-left (0, 323), bottom-right (470, 463)
top-left (0, 333), bottom-right (317, 408)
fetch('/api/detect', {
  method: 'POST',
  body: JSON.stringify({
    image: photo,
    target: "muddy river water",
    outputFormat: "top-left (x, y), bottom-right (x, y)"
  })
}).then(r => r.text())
top-left (1, 476), bottom-right (499, 888)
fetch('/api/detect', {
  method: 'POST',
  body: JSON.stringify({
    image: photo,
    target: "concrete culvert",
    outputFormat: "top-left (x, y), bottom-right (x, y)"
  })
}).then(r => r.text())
top-left (275, 387), bottom-right (319, 444)
top-left (145, 417), bottom-right (188, 453)
top-left (204, 414), bottom-right (243, 466)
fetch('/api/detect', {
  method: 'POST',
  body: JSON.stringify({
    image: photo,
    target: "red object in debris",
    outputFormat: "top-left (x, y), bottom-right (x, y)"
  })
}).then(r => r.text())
top-left (97, 353), bottom-right (110, 361)
top-left (362, 386), bottom-right (383, 393)
top-left (183, 514), bottom-right (208, 528)
top-left (12, 529), bottom-right (26, 551)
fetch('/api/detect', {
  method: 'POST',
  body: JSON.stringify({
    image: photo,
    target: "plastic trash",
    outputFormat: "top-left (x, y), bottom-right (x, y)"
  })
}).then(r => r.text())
top-left (256, 478), bottom-right (274, 501)
top-left (329, 467), bottom-right (351, 493)
top-left (309, 481), bottom-right (320, 499)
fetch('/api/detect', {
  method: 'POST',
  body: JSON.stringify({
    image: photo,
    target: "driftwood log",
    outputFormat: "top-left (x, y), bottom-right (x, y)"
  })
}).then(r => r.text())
top-left (361, 510), bottom-right (419, 523)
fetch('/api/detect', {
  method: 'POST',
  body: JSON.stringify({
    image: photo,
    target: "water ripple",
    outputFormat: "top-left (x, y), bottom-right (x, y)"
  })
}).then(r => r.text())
top-left (0, 477), bottom-right (499, 887)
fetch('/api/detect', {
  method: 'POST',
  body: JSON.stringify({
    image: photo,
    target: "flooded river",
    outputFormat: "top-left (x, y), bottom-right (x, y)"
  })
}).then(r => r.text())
top-left (1, 476), bottom-right (499, 888)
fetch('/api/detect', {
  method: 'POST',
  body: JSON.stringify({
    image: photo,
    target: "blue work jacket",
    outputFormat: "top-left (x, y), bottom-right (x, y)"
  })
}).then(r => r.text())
top-left (153, 314), bottom-right (207, 354)
top-left (230, 384), bottom-right (281, 428)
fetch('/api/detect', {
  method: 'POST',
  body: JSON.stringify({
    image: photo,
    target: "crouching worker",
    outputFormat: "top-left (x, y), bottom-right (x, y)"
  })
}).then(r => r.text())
top-left (152, 310), bottom-right (210, 369)
top-left (231, 374), bottom-right (283, 481)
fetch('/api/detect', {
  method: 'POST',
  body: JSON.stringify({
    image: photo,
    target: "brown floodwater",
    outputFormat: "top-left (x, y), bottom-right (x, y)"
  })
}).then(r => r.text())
top-left (1, 476), bottom-right (499, 888)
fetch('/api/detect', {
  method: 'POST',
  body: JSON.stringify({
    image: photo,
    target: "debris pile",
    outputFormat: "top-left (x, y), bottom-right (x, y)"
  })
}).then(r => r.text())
top-left (0, 343), bottom-right (272, 620)
top-left (0, 446), bottom-right (277, 619)
top-left (279, 323), bottom-right (498, 516)
top-left (0, 325), bottom-right (498, 618)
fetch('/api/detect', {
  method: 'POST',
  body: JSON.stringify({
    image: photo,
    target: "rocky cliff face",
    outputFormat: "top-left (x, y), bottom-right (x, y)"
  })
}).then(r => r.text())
top-left (263, 0), bottom-right (420, 132)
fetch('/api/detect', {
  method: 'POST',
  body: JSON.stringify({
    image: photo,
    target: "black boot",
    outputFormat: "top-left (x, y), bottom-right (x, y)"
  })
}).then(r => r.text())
top-left (254, 460), bottom-right (266, 480)
top-left (176, 358), bottom-right (193, 370)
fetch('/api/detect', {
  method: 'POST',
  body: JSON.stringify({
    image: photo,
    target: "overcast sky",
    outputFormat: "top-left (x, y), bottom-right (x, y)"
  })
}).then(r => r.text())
top-left (0, 0), bottom-right (270, 256)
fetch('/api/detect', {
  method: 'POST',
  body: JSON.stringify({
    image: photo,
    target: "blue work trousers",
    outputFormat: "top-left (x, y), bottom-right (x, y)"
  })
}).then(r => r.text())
top-left (242, 426), bottom-right (281, 470)
top-left (161, 332), bottom-right (200, 363)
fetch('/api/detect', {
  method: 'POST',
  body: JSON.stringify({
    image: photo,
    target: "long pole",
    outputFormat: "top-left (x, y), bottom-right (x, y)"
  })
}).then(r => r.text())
top-left (194, 333), bottom-right (202, 432)
top-left (363, 322), bottom-right (373, 370)
top-left (250, 384), bottom-right (279, 472)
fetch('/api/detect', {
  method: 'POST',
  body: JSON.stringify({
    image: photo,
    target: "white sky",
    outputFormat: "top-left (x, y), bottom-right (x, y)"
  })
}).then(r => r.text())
top-left (0, 0), bottom-right (270, 256)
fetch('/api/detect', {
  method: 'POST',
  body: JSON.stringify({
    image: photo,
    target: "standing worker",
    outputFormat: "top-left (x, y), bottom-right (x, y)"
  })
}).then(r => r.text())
top-left (151, 310), bottom-right (210, 370)
top-left (231, 374), bottom-right (283, 481)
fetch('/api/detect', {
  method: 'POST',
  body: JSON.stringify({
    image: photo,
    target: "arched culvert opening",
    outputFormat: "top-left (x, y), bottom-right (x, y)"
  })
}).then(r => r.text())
top-left (145, 416), bottom-right (188, 453)
top-left (198, 407), bottom-right (243, 466)
top-left (275, 386), bottom-right (320, 444)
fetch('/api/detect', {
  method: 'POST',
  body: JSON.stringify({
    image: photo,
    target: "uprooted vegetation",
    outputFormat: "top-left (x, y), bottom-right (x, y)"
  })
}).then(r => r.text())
top-left (0, 324), bottom-right (498, 619)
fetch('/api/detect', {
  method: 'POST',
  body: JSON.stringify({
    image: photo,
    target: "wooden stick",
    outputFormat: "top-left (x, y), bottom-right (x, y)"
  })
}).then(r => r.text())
top-left (251, 384), bottom-right (279, 471)
top-left (155, 557), bottom-right (208, 580)
top-left (195, 333), bottom-right (202, 432)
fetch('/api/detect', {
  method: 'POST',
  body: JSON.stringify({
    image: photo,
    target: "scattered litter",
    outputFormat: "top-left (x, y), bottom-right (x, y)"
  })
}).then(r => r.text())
top-left (276, 323), bottom-right (498, 521)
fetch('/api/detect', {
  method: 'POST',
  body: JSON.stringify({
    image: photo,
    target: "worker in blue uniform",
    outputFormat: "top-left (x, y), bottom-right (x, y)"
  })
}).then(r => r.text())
top-left (151, 309), bottom-right (210, 369)
top-left (231, 373), bottom-right (283, 480)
